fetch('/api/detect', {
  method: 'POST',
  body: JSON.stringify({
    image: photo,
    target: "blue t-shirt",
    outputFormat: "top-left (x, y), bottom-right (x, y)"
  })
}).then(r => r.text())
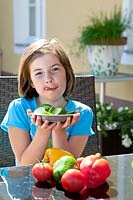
top-left (1, 97), bottom-right (95, 141)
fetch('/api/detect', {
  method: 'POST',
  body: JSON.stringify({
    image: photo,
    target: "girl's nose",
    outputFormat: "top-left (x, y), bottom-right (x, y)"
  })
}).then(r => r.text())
top-left (45, 73), bottom-right (53, 83)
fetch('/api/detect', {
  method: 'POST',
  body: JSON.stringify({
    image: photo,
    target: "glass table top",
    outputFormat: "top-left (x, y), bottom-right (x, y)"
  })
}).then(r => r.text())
top-left (0, 153), bottom-right (133, 200)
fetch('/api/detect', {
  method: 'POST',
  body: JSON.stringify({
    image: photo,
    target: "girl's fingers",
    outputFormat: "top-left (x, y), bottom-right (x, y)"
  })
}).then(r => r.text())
top-left (27, 109), bottom-right (33, 117)
top-left (27, 109), bottom-right (80, 130)
top-left (41, 121), bottom-right (56, 130)
top-left (35, 116), bottom-right (42, 126)
top-left (27, 109), bottom-right (57, 131)
top-left (72, 112), bottom-right (80, 124)
top-left (65, 113), bottom-right (80, 126)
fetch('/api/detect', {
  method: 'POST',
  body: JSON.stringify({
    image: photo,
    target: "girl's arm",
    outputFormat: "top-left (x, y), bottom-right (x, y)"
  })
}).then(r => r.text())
top-left (52, 131), bottom-right (88, 158)
top-left (52, 112), bottom-right (88, 158)
top-left (8, 120), bottom-right (55, 165)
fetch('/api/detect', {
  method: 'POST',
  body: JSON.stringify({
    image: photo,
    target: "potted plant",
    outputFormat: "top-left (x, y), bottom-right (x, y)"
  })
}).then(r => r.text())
top-left (96, 102), bottom-right (133, 155)
top-left (77, 6), bottom-right (131, 76)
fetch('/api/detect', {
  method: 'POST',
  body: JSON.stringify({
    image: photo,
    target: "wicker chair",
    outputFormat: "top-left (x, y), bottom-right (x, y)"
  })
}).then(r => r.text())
top-left (0, 77), bottom-right (18, 167)
top-left (0, 75), bottom-right (99, 167)
top-left (72, 75), bottom-right (99, 156)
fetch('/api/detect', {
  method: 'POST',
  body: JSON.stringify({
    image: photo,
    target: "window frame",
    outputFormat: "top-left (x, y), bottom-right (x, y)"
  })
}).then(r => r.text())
top-left (13, 0), bottom-right (46, 54)
top-left (121, 0), bottom-right (133, 65)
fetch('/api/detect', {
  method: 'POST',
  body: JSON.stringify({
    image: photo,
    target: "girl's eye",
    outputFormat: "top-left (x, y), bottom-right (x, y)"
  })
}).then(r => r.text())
top-left (34, 71), bottom-right (43, 76)
top-left (51, 67), bottom-right (60, 72)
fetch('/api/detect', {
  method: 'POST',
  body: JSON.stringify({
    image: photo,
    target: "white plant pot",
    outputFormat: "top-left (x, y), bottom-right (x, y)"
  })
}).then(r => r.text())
top-left (87, 45), bottom-right (125, 77)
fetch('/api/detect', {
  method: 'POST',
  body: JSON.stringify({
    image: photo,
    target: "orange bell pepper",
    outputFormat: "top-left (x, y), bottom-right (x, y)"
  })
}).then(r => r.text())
top-left (43, 148), bottom-right (74, 165)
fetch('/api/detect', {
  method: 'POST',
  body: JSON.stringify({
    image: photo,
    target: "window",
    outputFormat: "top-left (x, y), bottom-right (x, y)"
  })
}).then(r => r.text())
top-left (13, 0), bottom-right (46, 54)
top-left (121, 0), bottom-right (133, 65)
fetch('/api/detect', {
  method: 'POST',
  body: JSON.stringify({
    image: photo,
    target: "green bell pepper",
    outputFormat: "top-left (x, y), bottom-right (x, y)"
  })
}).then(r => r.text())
top-left (53, 155), bottom-right (76, 182)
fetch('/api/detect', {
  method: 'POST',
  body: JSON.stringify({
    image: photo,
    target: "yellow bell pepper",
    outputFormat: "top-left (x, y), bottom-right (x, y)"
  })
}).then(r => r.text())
top-left (43, 148), bottom-right (74, 165)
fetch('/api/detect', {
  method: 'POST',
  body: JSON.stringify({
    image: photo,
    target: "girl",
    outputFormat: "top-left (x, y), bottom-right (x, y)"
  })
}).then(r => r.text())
top-left (1, 38), bottom-right (94, 165)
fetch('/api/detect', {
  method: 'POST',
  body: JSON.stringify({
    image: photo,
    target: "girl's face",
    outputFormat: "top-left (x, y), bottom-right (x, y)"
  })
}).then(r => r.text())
top-left (30, 53), bottom-right (67, 105)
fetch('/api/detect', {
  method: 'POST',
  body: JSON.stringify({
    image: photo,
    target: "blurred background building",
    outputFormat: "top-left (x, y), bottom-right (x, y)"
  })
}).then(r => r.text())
top-left (0, 0), bottom-right (133, 104)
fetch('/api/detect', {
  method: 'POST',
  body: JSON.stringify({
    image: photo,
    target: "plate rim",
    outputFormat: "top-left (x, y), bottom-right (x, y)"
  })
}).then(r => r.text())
top-left (33, 112), bottom-right (74, 117)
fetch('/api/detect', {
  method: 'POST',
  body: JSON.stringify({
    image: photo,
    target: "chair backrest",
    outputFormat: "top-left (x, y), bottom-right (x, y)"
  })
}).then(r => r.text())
top-left (0, 75), bottom-right (99, 167)
top-left (0, 76), bottom-right (18, 167)
top-left (71, 75), bottom-right (99, 156)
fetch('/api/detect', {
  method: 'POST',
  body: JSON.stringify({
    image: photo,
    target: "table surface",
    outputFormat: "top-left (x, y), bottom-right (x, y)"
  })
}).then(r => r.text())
top-left (76, 72), bottom-right (133, 82)
top-left (0, 153), bottom-right (133, 200)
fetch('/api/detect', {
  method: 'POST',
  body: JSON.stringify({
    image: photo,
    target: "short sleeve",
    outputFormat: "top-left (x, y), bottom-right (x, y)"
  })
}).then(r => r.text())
top-left (70, 106), bottom-right (95, 136)
top-left (1, 99), bottom-right (30, 132)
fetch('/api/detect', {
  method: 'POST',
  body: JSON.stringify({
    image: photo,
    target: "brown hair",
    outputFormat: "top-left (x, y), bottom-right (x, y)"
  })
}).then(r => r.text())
top-left (18, 38), bottom-right (75, 99)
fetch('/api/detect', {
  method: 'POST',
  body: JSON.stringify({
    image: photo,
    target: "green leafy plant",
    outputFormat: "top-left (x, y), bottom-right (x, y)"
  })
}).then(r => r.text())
top-left (77, 6), bottom-right (131, 51)
top-left (96, 102), bottom-right (133, 148)
top-left (36, 104), bottom-right (75, 115)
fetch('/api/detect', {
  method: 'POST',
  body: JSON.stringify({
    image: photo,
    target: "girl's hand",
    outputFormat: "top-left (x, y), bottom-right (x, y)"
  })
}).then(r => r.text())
top-left (27, 109), bottom-right (56, 131)
top-left (53, 112), bottom-right (80, 131)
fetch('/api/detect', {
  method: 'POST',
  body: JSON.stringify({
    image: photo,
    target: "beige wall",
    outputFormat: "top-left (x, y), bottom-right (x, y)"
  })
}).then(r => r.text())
top-left (46, 0), bottom-right (122, 72)
top-left (0, 0), bottom-right (133, 101)
top-left (0, 0), bottom-right (20, 74)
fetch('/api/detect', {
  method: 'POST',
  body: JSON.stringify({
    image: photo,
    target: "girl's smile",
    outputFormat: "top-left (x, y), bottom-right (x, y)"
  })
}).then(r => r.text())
top-left (44, 86), bottom-right (58, 91)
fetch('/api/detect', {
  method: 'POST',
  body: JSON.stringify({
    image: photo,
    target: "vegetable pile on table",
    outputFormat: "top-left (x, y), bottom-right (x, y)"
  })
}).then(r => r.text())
top-left (32, 148), bottom-right (111, 194)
